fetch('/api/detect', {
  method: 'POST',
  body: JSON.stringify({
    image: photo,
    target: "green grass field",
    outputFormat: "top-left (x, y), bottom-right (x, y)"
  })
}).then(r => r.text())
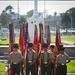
top-left (51, 36), bottom-right (75, 43)
top-left (0, 62), bottom-right (6, 75)
top-left (0, 36), bottom-right (75, 45)
top-left (0, 37), bottom-right (19, 45)
top-left (67, 60), bottom-right (75, 73)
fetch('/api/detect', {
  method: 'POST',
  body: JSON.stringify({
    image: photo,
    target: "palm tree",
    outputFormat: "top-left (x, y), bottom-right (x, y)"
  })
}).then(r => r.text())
top-left (5, 5), bottom-right (13, 14)
top-left (67, 7), bottom-right (75, 28)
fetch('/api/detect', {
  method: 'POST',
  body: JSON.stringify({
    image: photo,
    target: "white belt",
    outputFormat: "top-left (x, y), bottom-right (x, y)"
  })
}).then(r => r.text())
top-left (28, 61), bottom-right (32, 63)
top-left (13, 62), bottom-right (19, 64)
top-left (61, 63), bottom-right (65, 65)
top-left (43, 62), bottom-right (47, 64)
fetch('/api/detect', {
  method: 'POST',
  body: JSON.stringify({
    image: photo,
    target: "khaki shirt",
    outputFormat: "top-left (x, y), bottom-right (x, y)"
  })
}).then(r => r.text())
top-left (28, 50), bottom-right (37, 63)
top-left (41, 51), bottom-right (54, 64)
top-left (48, 50), bottom-right (55, 60)
top-left (9, 50), bottom-right (22, 64)
top-left (56, 52), bottom-right (70, 64)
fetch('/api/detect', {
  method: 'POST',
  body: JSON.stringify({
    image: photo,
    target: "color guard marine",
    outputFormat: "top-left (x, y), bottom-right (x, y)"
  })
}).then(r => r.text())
top-left (8, 44), bottom-right (22, 75)
top-left (56, 47), bottom-right (70, 75)
top-left (26, 43), bottom-right (37, 75)
top-left (41, 43), bottom-right (54, 75)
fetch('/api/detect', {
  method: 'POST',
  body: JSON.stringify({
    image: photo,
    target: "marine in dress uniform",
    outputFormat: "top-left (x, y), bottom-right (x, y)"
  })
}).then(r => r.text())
top-left (8, 44), bottom-right (22, 75)
top-left (41, 43), bottom-right (54, 75)
top-left (56, 47), bottom-right (70, 75)
top-left (26, 43), bottom-right (37, 75)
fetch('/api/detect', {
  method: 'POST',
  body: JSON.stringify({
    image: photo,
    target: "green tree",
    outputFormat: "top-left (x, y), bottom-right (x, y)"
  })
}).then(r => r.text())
top-left (67, 7), bottom-right (75, 28)
top-left (60, 13), bottom-right (70, 29)
top-left (0, 10), bottom-right (11, 28)
top-left (5, 5), bottom-right (13, 14)
top-left (19, 15), bottom-right (27, 24)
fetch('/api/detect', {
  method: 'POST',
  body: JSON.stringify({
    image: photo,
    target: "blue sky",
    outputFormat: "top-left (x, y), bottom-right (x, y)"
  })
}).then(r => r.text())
top-left (0, 1), bottom-right (75, 15)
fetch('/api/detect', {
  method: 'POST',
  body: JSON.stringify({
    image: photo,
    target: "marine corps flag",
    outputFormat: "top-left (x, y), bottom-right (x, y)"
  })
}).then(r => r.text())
top-left (55, 26), bottom-right (61, 48)
top-left (33, 25), bottom-right (39, 53)
top-left (55, 26), bottom-right (61, 58)
top-left (19, 24), bottom-right (24, 56)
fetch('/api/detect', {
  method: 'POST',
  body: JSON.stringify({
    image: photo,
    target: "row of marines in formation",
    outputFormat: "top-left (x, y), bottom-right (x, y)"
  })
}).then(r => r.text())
top-left (8, 43), bottom-right (70, 75)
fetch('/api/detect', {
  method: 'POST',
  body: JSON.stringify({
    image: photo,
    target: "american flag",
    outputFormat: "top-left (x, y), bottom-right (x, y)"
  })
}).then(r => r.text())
top-left (23, 23), bottom-right (28, 60)
top-left (9, 23), bottom-right (14, 52)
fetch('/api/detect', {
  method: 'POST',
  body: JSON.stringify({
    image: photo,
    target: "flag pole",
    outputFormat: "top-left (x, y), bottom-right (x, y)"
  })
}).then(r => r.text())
top-left (17, 0), bottom-right (19, 27)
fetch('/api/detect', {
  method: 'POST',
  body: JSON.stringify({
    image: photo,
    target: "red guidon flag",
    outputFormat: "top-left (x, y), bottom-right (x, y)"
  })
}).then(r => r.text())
top-left (33, 25), bottom-right (39, 53)
top-left (19, 24), bottom-right (25, 56)
top-left (55, 26), bottom-right (61, 48)
top-left (55, 26), bottom-right (61, 58)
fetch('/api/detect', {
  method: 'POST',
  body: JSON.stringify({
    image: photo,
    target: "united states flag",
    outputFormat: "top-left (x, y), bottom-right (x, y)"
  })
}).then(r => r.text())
top-left (23, 23), bottom-right (29, 60)
top-left (9, 23), bottom-right (14, 52)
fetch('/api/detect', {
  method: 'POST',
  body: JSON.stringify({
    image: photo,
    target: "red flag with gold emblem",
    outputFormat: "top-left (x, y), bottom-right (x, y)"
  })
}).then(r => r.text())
top-left (33, 25), bottom-right (39, 53)
top-left (19, 24), bottom-right (25, 56)
top-left (55, 26), bottom-right (61, 48)
top-left (55, 26), bottom-right (61, 58)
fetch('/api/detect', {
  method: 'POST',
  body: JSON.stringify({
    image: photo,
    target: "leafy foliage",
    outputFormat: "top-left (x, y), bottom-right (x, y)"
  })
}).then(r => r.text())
top-left (0, 11), bottom-right (11, 28)
top-left (60, 13), bottom-right (70, 29)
